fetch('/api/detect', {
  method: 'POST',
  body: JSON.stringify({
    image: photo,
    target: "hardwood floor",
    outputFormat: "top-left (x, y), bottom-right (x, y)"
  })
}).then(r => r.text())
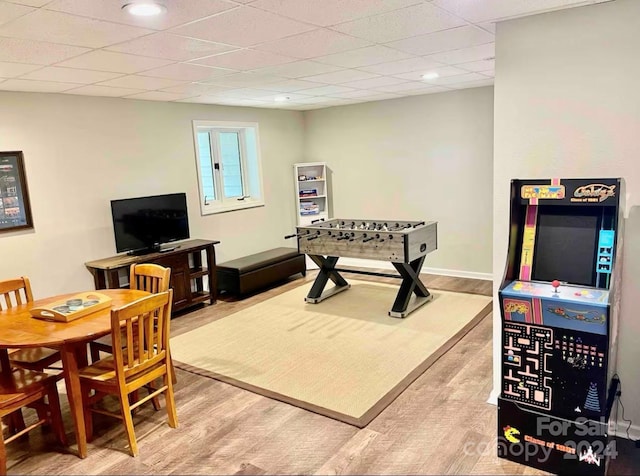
top-left (4, 271), bottom-right (639, 475)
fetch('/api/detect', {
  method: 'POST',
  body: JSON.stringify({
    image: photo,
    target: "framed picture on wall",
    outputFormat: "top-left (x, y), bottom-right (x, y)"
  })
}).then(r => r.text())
top-left (0, 151), bottom-right (33, 232)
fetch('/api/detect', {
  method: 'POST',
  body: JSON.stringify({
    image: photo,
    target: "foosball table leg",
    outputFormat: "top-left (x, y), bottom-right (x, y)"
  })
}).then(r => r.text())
top-left (389, 256), bottom-right (432, 318)
top-left (305, 255), bottom-right (351, 303)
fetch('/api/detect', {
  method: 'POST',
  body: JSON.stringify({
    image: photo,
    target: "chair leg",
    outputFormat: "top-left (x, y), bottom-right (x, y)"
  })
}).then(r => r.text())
top-left (147, 382), bottom-right (161, 412)
top-left (164, 371), bottom-right (178, 429)
top-left (81, 384), bottom-right (94, 443)
top-left (46, 387), bottom-right (68, 446)
top-left (170, 359), bottom-right (177, 385)
top-left (8, 411), bottom-right (26, 435)
top-left (0, 431), bottom-right (7, 476)
top-left (89, 343), bottom-right (101, 364)
top-left (119, 390), bottom-right (138, 457)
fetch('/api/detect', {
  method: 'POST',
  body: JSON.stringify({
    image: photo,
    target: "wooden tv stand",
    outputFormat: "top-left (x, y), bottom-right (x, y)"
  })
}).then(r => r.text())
top-left (85, 239), bottom-right (220, 314)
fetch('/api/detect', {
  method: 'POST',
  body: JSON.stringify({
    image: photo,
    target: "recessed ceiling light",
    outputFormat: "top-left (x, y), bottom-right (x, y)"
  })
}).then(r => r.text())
top-left (274, 96), bottom-right (291, 102)
top-left (422, 72), bottom-right (439, 80)
top-left (122, 2), bottom-right (166, 17)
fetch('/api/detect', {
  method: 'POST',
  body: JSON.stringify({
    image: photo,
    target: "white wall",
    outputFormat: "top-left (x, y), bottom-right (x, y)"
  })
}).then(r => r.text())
top-left (493, 0), bottom-right (640, 437)
top-left (0, 92), bottom-right (304, 298)
top-left (304, 87), bottom-right (494, 277)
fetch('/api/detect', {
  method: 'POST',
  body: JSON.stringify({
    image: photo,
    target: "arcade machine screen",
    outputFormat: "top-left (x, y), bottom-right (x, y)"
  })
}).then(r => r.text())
top-left (532, 210), bottom-right (599, 287)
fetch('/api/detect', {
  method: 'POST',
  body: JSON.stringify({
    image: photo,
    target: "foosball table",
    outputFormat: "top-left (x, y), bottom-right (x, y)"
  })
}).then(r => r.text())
top-left (287, 218), bottom-right (438, 318)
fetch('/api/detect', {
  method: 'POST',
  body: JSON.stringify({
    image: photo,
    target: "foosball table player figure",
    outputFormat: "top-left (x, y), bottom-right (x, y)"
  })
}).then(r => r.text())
top-left (497, 178), bottom-right (624, 475)
top-left (286, 219), bottom-right (437, 318)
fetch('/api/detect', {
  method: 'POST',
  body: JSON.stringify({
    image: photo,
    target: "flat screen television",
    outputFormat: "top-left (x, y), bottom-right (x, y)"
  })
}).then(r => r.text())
top-left (111, 193), bottom-right (190, 255)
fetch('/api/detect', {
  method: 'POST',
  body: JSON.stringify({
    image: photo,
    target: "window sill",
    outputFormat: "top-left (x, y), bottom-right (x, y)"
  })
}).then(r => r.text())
top-left (201, 200), bottom-right (265, 216)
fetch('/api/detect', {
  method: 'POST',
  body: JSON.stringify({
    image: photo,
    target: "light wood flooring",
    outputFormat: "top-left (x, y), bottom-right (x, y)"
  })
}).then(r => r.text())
top-left (4, 271), bottom-right (639, 475)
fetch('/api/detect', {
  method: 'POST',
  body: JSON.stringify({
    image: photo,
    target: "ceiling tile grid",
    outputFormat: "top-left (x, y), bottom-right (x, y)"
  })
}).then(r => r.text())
top-left (0, 0), bottom-right (613, 108)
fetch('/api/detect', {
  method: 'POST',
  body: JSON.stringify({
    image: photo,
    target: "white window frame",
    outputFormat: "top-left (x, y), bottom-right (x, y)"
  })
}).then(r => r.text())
top-left (192, 120), bottom-right (265, 215)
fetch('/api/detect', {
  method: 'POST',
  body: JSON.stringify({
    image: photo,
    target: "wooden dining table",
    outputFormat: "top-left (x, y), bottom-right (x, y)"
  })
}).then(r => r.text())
top-left (0, 288), bottom-right (149, 459)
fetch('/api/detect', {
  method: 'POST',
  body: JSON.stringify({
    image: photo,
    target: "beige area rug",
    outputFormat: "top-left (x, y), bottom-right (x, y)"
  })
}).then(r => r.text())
top-left (170, 280), bottom-right (492, 427)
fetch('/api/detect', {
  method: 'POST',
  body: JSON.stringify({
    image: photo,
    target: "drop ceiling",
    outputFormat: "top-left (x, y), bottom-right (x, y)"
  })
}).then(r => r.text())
top-left (0, 0), bottom-right (611, 110)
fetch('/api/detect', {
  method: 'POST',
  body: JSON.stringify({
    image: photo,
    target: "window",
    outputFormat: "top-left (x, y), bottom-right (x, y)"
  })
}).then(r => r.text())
top-left (192, 121), bottom-right (264, 215)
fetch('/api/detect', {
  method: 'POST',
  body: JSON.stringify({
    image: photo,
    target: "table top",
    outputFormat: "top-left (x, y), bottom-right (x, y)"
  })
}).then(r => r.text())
top-left (0, 289), bottom-right (149, 348)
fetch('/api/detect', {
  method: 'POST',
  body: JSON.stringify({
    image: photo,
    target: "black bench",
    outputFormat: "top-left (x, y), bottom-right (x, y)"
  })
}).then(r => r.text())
top-left (216, 247), bottom-right (306, 296)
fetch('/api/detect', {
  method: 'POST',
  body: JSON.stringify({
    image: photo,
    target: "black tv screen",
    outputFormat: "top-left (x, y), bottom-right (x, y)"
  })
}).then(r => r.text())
top-left (531, 210), bottom-right (598, 287)
top-left (111, 193), bottom-right (189, 254)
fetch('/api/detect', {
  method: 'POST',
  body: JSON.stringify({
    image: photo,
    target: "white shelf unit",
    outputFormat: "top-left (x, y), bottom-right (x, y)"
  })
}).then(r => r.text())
top-left (294, 162), bottom-right (330, 226)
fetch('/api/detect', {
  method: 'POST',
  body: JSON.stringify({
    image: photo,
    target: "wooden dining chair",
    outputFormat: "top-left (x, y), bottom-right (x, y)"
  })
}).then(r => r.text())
top-left (0, 278), bottom-right (61, 372)
top-left (79, 290), bottom-right (177, 457)
top-left (1, 358), bottom-right (68, 475)
top-left (88, 264), bottom-right (176, 384)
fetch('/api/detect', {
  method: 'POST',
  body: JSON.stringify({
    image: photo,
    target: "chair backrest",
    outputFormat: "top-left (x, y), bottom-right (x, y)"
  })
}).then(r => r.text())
top-left (129, 264), bottom-right (171, 294)
top-left (111, 290), bottom-right (173, 384)
top-left (0, 277), bottom-right (33, 311)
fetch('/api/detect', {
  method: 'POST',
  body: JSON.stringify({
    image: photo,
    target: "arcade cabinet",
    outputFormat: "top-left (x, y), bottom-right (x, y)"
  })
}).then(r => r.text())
top-left (497, 178), bottom-right (624, 475)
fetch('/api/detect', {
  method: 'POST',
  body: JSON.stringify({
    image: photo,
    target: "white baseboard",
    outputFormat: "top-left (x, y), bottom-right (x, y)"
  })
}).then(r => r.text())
top-left (324, 257), bottom-right (493, 281)
top-left (614, 420), bottom-right (640, 441)
top-left (487, 388), bottom-right (499, 405)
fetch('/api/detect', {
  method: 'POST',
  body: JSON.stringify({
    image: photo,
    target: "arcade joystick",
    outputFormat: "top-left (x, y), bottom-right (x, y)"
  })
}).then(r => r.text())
top-left (552, 280), bottom-right (561, 293)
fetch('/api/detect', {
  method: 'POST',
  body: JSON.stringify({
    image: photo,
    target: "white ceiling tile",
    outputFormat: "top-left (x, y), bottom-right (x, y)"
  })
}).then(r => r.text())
top-left (189, 49), bottom-right (295, 70)
top-left (140, 63), bottom-right (233, 81)
top-left (447, 77), bottom-right (494, 89)
top-left (257, 79), bottom-right (324, 92)
top-left (256, 29), bottom-right (371, 59)
top-left (0, 1), bottom-right (33, 26)
top-left (401, 86), bottom-right (450, 95)
top-left (328, 89), bottom-right (378, 99)
top-left (0, 37), bottom-right (89, 65)
top-left (358, 57), bottom-right (445, 75)
top-left (20, 66), bottom-right (122, 83)
top-left (296, 85), bottom-right (355, 96)
top-left (0, 61), bottom-right (40, 78)
top-left (457, 59), bottom-right (495, 73)
top-left (386, 25), bottom-right (494, 56)
top-left (481, 69), bottom-right (494, 78)
top-left (63, 84), bottom-right (145, 97)
top-left (106, 33), bottom-right (237, 62)
top-left (250, 60), bottom-right (342, 78)
top-left (55, 50), bottom-right (173, 74)
top-left (373, 81), bottom-right (440, 93)
top-left (250, 0), bottom-right (422, 26)
top-left (340, 76), bottom-right (408, 89)
top-left (170, 6), bottom-right (315, 47)
top-left (0, 78), bottom-right (76, 92)
top-left (202, 72), bottom-right (284, 88)
top-left (393, 65), bottom-right (468, 81)
top-left (358, 92), bottom-right (405, 100)
top-left (314, 45), bottom-right (412, 68)
top-left (425, 72), bottom-right (488, 85)
top-left (45, 0), bottom-right (236, 30)
top-left (477, 22), bottom-right (496, 34)
top-left (5, 0), bottom-right (52, 6)
top-left (224, 91), bottom-right (311, 102)
top-left (331, 3), bottom-right (465, 43)
top-left (426, 43), bottom-right (495, 65)
top-left (0, 10), bottom-right (153, 48)
top-left (195, 97), bottom-right (269, 106)
top-left (300, 69), bottom-right (378, 84)
top-left (292, 96), bottom-right (339, 104)
top-left (97, 75), bottom-right (187, 90)
top-left (432, 0), bottom-right (601, 23)
top-left (212, 87), bottom-right (281, 98)
top-left (124, 91), bottom-right (193, 101)
top-left (159, 83), bottom-right (231, 95)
